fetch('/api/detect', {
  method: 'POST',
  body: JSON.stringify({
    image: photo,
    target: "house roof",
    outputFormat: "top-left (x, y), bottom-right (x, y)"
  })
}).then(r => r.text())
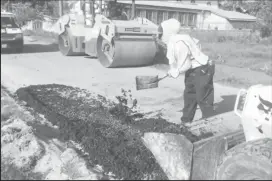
top-left (118, 0), bottom-right (210, 11)
top-left (210, 8), bottom-right (256, 21)
top-left (117, 0), bottom-right (256, 21)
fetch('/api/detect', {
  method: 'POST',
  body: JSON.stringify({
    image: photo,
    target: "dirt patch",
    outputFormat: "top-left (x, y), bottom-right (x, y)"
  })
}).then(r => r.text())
top-left (1, 89), bottom-right (44, 180)
top-left (1, 86), bottom-right (111, 180)
top-left (16, 84), bottom-right (211, 180)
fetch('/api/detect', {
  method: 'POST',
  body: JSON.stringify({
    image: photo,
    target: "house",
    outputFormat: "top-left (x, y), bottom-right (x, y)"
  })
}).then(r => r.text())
top-left (68, 0), bottom-right (106, 14)
top-left (117, 0), bottom-right (257, 30)
top-left (171, 0), bottom-right (220, 9)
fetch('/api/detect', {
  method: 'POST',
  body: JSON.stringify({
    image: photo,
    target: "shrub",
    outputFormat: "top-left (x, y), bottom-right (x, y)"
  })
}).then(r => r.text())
top-left (260, 25), bottom-right (272, 38)
top-left (217, 36), bottom-right (226, 42)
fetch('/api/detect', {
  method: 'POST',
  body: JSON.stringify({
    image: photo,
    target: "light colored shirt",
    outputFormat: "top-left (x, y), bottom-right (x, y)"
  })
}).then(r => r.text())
top-left (167, 40), bottom-right (192, 73)
top-left (166, 34), bottom-right (209, 73)
top-left (160, 19), bottom-right (208, 75)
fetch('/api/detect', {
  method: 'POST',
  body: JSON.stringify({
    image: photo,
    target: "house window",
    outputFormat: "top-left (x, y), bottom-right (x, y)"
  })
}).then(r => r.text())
top-left (136, 9), bottom-right (141, 17)
top-left (172, 12), bottom-right (179, 20)
top-left (146, 10), bottom-right (152, 21)
top-left (183, 13), bottom-right (189, 26)
top-left (188, 13), bottom-right (197, 26)
top-left (168, 11), bottom-right (175, 19)
top-left (126, 8), bottom-right (131, 17)
top-left (163, 11), bottom-right (168, 21)
top-left (140, 9), bottom-right (146, 18)
top-left (157, 11), bottom-right (164, 24)
top-left (179, 13), bottom-right (186, 25)
top-left (151, 11), bottom-right (158, 24)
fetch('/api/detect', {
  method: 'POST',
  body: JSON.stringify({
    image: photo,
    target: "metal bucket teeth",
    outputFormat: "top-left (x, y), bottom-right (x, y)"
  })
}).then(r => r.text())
top-left (97, 36), bottom-right (157, 68)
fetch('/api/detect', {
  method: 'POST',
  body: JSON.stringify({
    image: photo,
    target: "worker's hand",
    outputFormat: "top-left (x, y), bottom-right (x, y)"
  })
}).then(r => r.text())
top-left (168, 68), bottom-right (179, 79)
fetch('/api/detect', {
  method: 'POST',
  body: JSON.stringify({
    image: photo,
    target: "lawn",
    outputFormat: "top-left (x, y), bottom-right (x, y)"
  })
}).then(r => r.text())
top-left (202, 41), bottom-right (272, 74)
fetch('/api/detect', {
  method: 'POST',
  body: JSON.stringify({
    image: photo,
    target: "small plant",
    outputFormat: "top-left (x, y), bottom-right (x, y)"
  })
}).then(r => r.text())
top-left (109, 88), bottom-right (142, 124)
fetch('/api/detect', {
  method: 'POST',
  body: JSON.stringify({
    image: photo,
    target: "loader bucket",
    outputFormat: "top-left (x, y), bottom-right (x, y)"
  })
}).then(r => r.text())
top-left (142, 132), bottom-right (228, 180)
top-left (142, 132), bottom-right (194, 180)
top-left (191, 136), bottom-right (228, 180)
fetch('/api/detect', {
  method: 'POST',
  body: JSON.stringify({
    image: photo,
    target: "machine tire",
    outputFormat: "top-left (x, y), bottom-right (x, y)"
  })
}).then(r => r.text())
top-left (216, 138), bottom-right (272, 180)
top-left (15, 47), bottom-right (23, 53)
top-left (58, 28), bottom-right (75, 56)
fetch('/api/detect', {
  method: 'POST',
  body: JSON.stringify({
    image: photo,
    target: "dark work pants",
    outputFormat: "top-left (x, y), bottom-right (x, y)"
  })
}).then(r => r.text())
top-left (181, 62), bottom-right (215, 123)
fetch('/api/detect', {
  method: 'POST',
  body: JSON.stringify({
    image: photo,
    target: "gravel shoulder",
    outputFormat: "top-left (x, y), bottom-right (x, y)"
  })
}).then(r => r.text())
top-left (1, 86), bottom-right (112, 180)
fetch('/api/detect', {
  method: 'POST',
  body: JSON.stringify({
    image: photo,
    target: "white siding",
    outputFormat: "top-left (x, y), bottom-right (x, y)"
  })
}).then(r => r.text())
top-left (201, 13), bottom-right (233, 30)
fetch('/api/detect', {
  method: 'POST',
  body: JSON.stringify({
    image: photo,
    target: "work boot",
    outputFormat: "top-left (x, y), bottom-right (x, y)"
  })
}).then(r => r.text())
top-left (180, 118), bottom-right (191, 129)
top-left (180, 117), bottom-right (192, 123)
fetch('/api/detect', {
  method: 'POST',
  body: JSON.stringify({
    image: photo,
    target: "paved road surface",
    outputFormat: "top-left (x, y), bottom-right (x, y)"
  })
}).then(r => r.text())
top-left (1, 36), bottom-right (241, 134)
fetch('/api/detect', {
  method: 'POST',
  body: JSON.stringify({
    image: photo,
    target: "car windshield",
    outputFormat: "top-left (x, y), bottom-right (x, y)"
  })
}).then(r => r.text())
top-left (1, 16), bottom-right (19, 28)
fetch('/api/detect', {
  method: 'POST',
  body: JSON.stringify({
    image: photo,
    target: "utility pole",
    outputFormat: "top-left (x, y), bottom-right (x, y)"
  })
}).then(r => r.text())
top-left (98, 0), bottom-right (102, 14)
top-left (59, 0), bottom-right (63, 17)
top-left (131, 0), bottom-right (136, 20)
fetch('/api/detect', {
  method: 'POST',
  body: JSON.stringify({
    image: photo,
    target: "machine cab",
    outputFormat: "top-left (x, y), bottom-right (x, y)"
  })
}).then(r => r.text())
top-left (234, 85), bottom-right (272, 141)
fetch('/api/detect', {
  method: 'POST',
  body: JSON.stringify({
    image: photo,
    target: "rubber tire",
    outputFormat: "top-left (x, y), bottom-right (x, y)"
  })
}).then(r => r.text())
top-left (216, 138), bottom-right (272, 180)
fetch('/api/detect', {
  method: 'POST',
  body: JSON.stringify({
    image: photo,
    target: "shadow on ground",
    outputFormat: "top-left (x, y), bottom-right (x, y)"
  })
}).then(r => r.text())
top-left (23, 43), bottom-right (59, 54)
top-left (1, 44), bottom-right (59, 54)
top-left (177, 95), bottom-right (237, 119)
top-left (213, 95), bottom-right (237, 116)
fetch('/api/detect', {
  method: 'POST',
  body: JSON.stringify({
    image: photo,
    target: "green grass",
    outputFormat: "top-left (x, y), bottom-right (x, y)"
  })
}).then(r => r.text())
top-left (200, 40), bottom-right (272, 77)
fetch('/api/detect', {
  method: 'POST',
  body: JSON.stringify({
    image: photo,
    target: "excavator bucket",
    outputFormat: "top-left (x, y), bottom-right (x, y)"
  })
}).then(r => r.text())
top-left (142, 132), bottom-right (228, 180)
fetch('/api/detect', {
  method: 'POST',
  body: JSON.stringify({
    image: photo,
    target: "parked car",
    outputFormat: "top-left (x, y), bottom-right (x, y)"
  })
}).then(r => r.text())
top-left (1, 11), bottom-right (24, 53)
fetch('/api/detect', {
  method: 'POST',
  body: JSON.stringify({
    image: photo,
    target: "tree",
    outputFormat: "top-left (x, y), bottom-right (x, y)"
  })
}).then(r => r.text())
top-left (220, 0), bottom-right (272, 25)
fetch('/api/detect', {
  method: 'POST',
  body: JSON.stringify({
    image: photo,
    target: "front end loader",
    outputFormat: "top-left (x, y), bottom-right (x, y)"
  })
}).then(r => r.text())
top-left (57, 0), bottom-right (158, 68)
top-left (142, 84), bottom-right (272, 180)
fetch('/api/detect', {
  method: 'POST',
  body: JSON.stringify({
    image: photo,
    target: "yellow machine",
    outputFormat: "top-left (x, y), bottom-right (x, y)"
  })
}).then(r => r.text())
top-left (143, 84), bottom-right (272, 180)
top-left (57, 0), bottom-right (158, 68)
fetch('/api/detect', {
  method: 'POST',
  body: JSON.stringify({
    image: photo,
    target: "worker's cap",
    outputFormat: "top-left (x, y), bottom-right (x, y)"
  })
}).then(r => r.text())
top-left (160, 19), bottom-right (181, 34)
top-left (159, 19), bottom-right (181, 44)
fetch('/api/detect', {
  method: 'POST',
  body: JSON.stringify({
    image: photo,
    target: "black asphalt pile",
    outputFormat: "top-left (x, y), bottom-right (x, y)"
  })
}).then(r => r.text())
top-left (16, 84), bottom-right (209, 180)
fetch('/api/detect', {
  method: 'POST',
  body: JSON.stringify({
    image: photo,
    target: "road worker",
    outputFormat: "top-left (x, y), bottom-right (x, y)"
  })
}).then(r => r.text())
top-left (157, 19), bottom-right (215, 124)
